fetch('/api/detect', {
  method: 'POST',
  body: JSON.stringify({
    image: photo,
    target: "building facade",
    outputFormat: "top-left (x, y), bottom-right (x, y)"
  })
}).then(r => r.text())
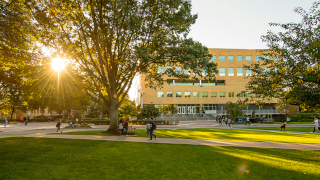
top-left (134, 48), bottom-right (281, 116)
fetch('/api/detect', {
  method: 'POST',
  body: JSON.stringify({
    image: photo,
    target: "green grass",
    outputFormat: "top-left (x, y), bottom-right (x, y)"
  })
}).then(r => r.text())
top-left (247, 127), bottom-right (316, 132)
top-left (1, 137), bottom-right (320, 180)
top-left (60, 128), bottom-right (320, 144)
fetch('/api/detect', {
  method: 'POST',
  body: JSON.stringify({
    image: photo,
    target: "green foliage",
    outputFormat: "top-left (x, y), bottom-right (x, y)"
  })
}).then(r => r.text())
top-left (33, 0), bottom-right (217, 132)
top-left (244, 1), bottom-right (320, 110)
top-left (289, 113), bottom-right (320, 122)
top-left (118, 96), bottom-right (138, 120)
top-left (139, 105), bottom-right (160, 119)
top-left (225, 101), bottom-right (244, 120)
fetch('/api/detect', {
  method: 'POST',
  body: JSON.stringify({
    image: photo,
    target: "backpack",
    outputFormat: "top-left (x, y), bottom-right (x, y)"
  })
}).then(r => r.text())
top-left (56, 123), bottom-right (59, 127)
top-left (153, 122), bottom-right (157, 129)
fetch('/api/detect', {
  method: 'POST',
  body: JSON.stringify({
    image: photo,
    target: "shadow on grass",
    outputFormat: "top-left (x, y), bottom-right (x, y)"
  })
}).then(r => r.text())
top-left (0, 137), bottom-right (319, 179)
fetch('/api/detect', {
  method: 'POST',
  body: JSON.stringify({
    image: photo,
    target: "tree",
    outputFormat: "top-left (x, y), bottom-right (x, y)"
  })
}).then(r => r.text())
top-left (244, 1), bottom-right (320, 111)
top-left (225, 101), bottom-right (244, 120)
top-left (118, 96), bottom-right (138, 120)
top-left (139, 105), bottom-right (160, 120)
top-left (0, 1), bottom-right (43, 118)
top-left (36, 0), bottom-right (217, 133)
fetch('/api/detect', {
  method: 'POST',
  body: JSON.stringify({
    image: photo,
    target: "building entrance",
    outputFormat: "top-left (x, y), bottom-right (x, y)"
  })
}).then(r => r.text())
top-left (177, 107), bottom-right (186, 114)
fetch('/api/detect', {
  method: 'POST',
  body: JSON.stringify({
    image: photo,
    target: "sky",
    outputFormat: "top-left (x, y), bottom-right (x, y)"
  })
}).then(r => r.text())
top-left (188, 0), bottom-right (317, 49)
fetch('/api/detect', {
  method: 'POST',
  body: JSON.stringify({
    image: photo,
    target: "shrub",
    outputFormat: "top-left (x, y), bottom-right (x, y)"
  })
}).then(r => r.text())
top-left (289, 113), bottom-right (320, 122)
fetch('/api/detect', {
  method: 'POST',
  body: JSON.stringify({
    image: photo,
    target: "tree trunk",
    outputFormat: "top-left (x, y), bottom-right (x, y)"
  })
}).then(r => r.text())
top-left (107, 101), bottom-right (118, 134)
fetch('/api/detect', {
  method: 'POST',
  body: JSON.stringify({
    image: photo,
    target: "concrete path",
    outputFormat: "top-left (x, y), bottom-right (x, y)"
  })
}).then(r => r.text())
top-left (1, 121), bottom-right (320, 150)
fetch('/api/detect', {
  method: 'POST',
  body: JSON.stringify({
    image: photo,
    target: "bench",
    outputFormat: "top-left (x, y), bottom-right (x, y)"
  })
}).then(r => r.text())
top-left (263, 119), bottom-right (274, 124)
top-left (118, 125), bottom-right (136, 135)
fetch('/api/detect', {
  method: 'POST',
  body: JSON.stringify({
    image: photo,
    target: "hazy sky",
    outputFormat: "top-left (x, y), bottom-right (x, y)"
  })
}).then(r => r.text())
top-left (188, 0), bottom-right (317, 49)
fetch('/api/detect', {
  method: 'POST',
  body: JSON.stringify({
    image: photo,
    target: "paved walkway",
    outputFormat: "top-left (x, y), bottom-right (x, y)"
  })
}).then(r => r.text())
top-left (1, 121), bottom-right (320, 150)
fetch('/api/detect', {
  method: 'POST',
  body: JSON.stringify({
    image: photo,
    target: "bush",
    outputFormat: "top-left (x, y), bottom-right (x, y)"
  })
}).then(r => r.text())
top-left (289, 113), bottom-right (320, 122)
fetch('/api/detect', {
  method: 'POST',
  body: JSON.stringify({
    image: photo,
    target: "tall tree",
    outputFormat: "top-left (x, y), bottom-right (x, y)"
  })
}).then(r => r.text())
top-left (36, 0), bottom-right (217, 133)
top-left (0, 0), bottom-right (42, 118)
top-left (244, 1), bottom-right (320, 111)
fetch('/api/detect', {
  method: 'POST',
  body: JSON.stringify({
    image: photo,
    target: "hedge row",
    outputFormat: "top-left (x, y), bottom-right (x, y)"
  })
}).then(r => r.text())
top-left (289, 113), bottom-right (320, 122)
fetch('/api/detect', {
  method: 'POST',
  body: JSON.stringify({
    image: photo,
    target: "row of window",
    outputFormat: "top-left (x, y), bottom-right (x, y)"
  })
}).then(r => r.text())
top-left (158, 66), bottom-right (279, 76)
top-left (210, 55), bottom-right (279, 62)
top-left (157, 91), bottom-right (252, 98)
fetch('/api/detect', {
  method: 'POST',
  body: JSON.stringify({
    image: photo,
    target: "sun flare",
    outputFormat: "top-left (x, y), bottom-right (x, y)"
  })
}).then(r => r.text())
top-left (51, 57), bottom-right (66, 72)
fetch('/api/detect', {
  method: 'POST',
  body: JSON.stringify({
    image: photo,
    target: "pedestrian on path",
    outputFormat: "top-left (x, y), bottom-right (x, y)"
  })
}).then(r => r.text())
top-left (124, 120), bottom-right (129, 136)
top-left (260, 116), bottom-right (263, 124)
top-left (119, 120), bottom-right (124, 135)
top-left (3, 118), bottom-right (8, 128)
top-left (222, 117), bottom-right (225, 125)
top-left (20, 117), bottom-right (23, 124)
top-left (218, 116), bottom-right (222, 126)
top-left (280, 122), bottom-right (286, 131)
top-left (227, 117), bottom-right (232, 129)
top-left (245, 116), bottom-right (250, 125)
top-left (311, 117), bottom-right (319, 133)
top-left (148, 117), bottom-right (157, 141)
top-left (56, 121), bottom-right (62, 133)
top-left (24, 117), bottom-right (28, 126)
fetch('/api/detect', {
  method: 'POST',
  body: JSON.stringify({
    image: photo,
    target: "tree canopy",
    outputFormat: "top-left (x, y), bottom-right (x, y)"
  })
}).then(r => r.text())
top-left (34, 0), bottom-right (217, 133)
top-left (244, 1), bottom-right (320, 111)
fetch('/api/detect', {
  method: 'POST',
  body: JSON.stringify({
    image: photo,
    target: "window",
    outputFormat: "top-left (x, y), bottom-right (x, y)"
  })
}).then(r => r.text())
top-left (264, 68), bottom-right (270, 73)
top-left (237, 68), bottom-right (243, 76)
top-left (211, 56), bottom-right (216, 61)
top-left (228, 68), bottom-right (234, 76)
top-left (157, 92), bottom-right (164, 98)
top-left (273, 55), bottom-right (279, 61)
top-left (157, 66), bottom-right (163, 74)
top-left (219, 68), bottom-right (225, 76)
top-left (220, 92), bottom-right (226, 98)
top-left (193, 92), bottom-right (199, 98)
top-left (255, 56), bottom-right (261, 61)
top-left (237, 56), bottom-right (243, 61)
top-left (246, 92), bottom-right (252, 97)
top-left (176, 67), bottom-right (182, 75)
top-left (264, 55), bottom-right (270, 61)
top-left (255, 68), bottom-right (261, 75)
top-left (167, 92), bottom-right (173, 98)
top-left (219, 56), bottom-right (225, 61)
top-left (184, 68), bottom-right (190, 75)
top-left (237, 92), bottom-right (244, 97)
top-left (246, 56), bottom-right (252, 61)
top-left (185, 92), bottom-right (190, 98)
top-left (202, 69), bottom-right (207, 76)
top-left (228, 56), bottom-right (234, 61)
top-left (211, 92), bottom-right (217, 98)
top-left (246, 68), bottom-right (252, 76)
top-left (229, 92), bottom-right (234, 97)
top-left (176, 92), bottom-right (182, 98)
top-left (202, 104), bottom-right (216, 110)
top-left (166, 66), bottom-right (172, 75)
top-left (202, 92), bottom-right (208, 98)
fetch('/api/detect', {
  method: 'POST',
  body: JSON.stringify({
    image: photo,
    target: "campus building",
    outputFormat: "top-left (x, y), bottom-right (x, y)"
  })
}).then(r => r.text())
top-left (134, 48), bottom-right (287, 118)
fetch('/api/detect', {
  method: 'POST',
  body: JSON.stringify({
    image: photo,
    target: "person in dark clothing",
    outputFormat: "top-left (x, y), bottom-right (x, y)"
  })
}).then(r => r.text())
top-left (56, 121), bottom-right (62, 133)
top-left (148, 117), bottom-right (157, 141)
top-left (24, 117), bottom-right (27, 126)
top-left (124, 120), bottom-right (129, 136)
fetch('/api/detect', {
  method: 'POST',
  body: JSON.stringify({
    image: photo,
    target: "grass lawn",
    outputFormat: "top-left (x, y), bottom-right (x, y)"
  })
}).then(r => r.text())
top-left (247, 127), bottom-right (316, 132)
top-left (60, 128), bottom-right (320, 144)
top-left (1, 137), bottom-right (320, 180)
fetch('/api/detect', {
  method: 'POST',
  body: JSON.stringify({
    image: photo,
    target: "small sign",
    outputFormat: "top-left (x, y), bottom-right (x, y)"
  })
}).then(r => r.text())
top-left (27, 111), bottom-right (30, 115)
top-left (113, 94), bottom-right (117, 98)
top-left (76, 119), bottom-right (78, 121)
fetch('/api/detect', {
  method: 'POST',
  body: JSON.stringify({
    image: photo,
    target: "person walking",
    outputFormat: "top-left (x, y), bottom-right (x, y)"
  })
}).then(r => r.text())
top-left (260, 116), bottom-right (264, 124)
top-left (222, 117), bottom-right (225, 125)
top-left (311, 117), bottom-right (319, 133)
top-left (24, 117), bottom-right (27, 126)
top-left (20, 116), bottom-right (23, 124)
top-left (56, 121), bottom-right (62, 133)
top-left (3, 118), bottom-right (8, 128)
top-left (227, 117), bottom-right (232, 129)
top-left (245, 116), bottom-right (250, 125)
top-left (218, 116), bottom-right (222, 126)
top-left (119, 120), bottom-right (124, 135)
top-left (124, 120), bottom-right (129, 136)
top-left (148, 117), bottom-right (157, 141)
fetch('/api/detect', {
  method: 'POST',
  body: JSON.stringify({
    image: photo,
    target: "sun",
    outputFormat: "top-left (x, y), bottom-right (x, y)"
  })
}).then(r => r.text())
top-left (51, 57), bottom-right (66, 72)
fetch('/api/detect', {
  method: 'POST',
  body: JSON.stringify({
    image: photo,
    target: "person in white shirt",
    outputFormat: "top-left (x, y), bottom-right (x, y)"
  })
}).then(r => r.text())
top-left (245, 116), bottom-right (250, 125)
top-left (287, 117), bottom-right (291, 124)
top-left (311, 117), bottom-right (319, 133)
top-left (227, 118), bottom-right (232, 129)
